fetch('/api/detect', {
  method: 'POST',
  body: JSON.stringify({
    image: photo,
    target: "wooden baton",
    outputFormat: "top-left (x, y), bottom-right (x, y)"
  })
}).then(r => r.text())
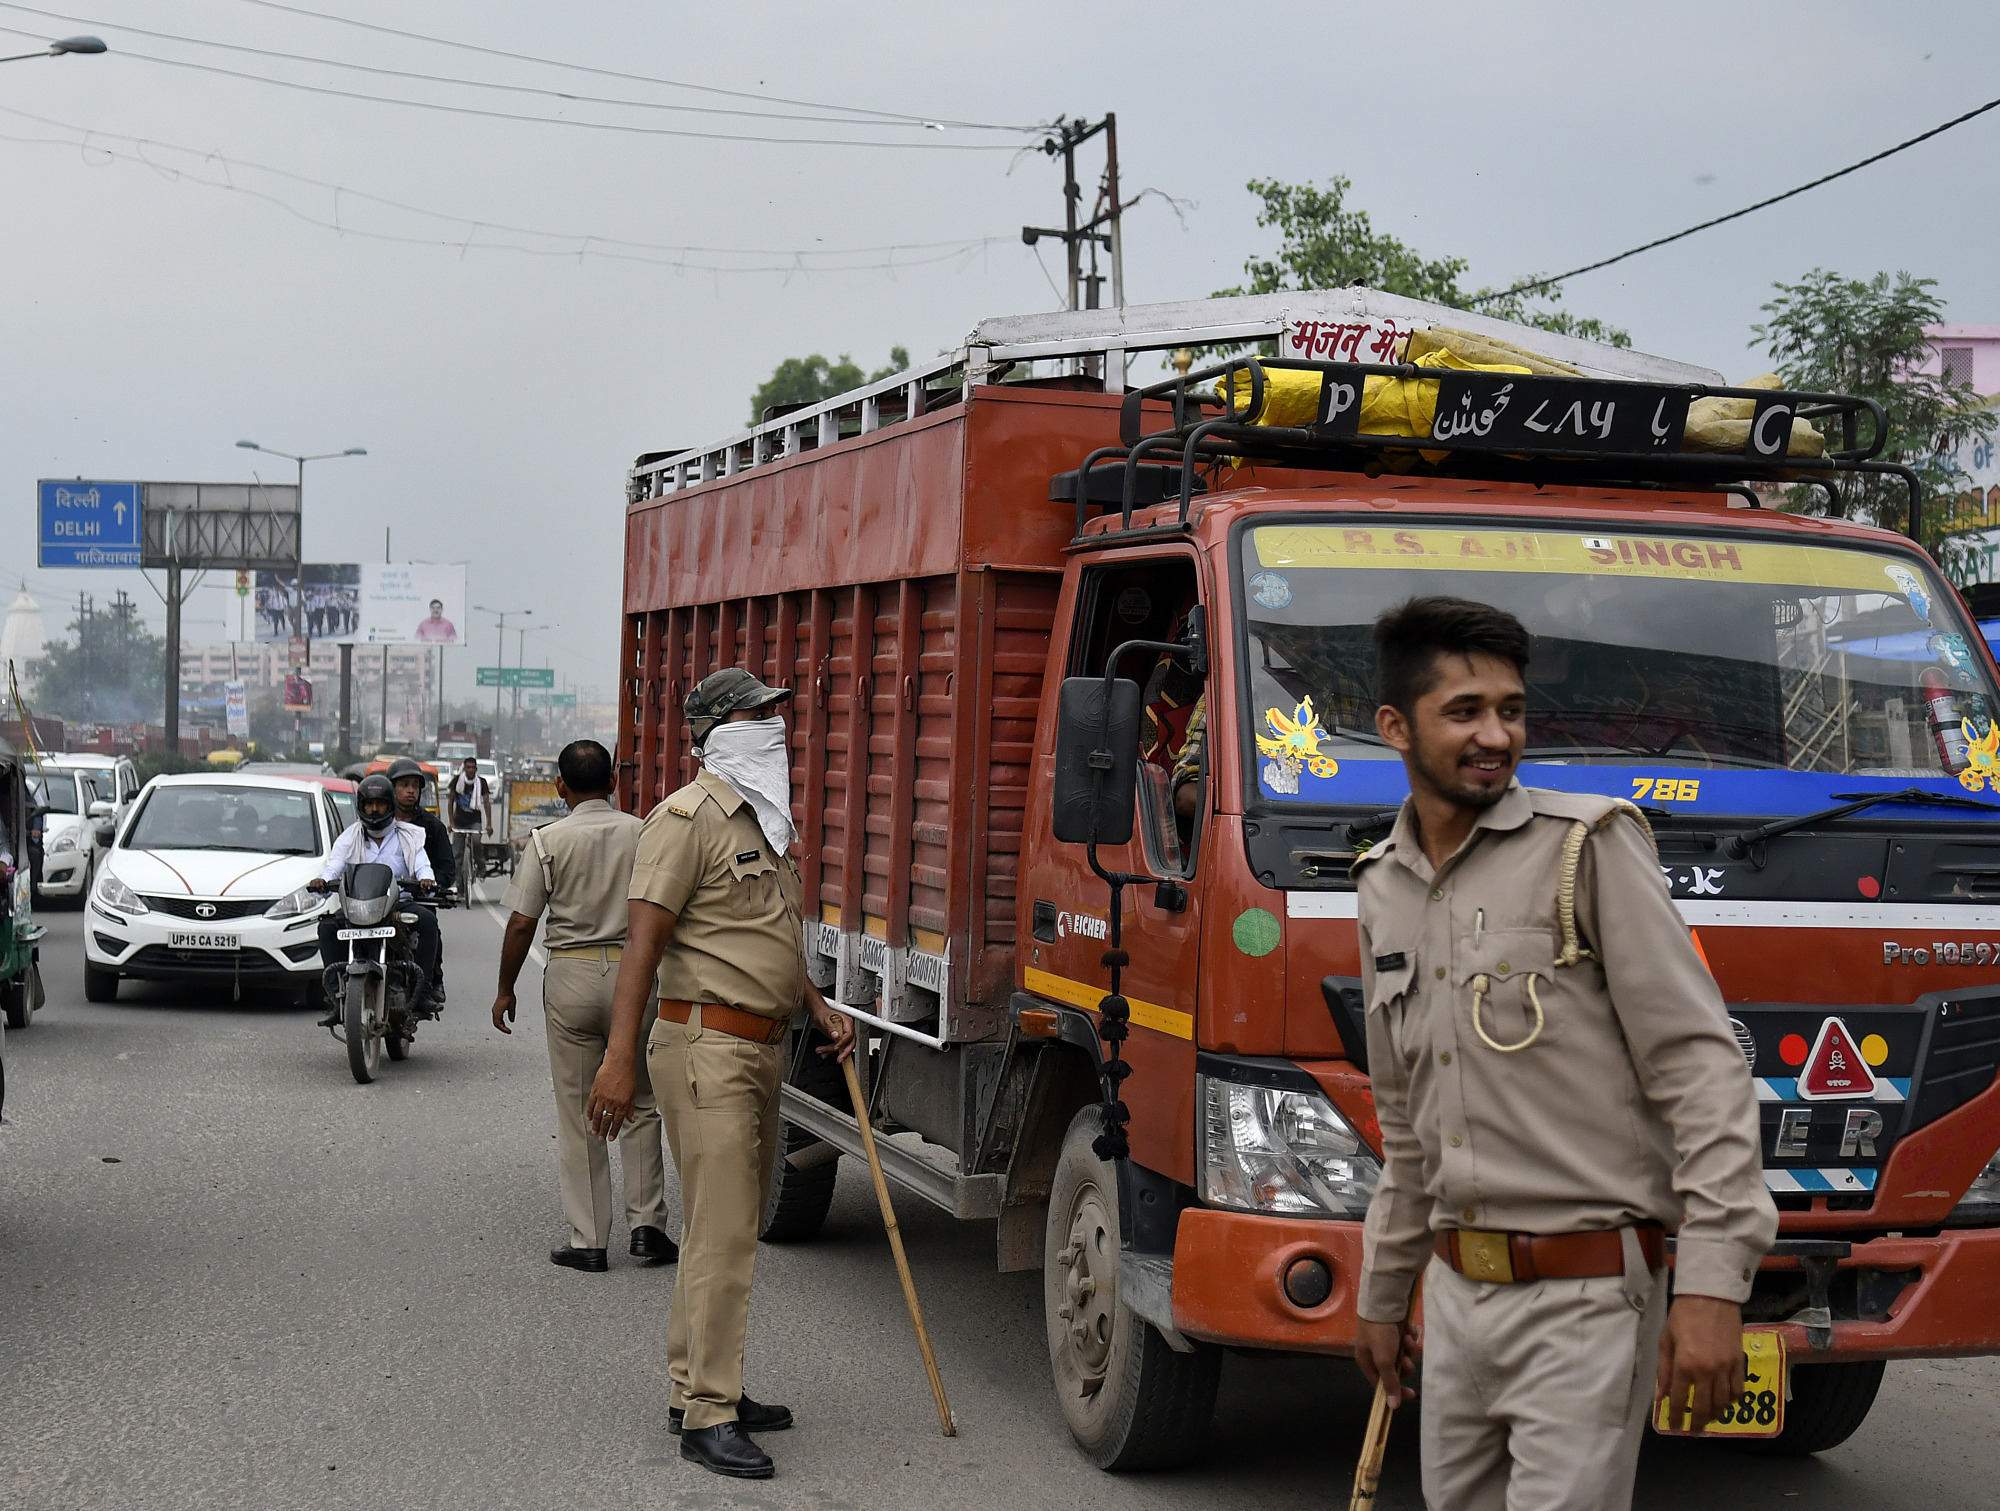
top-left (1349, 1378), bottom-right (1396, 1511)
top-left (842, 1050), bottom-right (956, 1436)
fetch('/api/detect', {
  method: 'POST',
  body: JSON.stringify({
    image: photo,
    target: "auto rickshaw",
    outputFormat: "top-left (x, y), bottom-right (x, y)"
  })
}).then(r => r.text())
top-left (1, 737), bottom-right (47, 1032)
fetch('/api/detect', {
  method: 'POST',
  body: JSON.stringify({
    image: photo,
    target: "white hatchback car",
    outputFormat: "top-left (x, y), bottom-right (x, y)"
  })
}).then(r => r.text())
top-left (31, 766), bottom-right (111, 901)
top-left (82, 774), bottom-right (343, 1004)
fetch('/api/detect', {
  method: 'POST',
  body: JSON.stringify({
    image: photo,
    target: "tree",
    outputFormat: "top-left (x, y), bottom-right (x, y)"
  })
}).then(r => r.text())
top-left (1754, 270), bottom-right (1997, 556)
top-left (30, 596), bottom-right (165, 724)
top-left (749, 346), bottom-right (909, 424)
top-left (1215, 176), bottom-right (1630, 348)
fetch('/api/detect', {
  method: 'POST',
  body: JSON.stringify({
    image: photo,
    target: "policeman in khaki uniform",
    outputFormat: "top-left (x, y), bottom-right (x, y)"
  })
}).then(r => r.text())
top-left (589, 668), bottom-right (855, 1482)
top-left (492, 739), bottom-right (674, 1272)
top-left (1351, 597), bottom-right (1777, 1511)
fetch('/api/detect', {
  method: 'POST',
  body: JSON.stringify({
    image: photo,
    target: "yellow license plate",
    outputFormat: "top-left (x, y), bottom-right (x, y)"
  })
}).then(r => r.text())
top-left (1652, 1328), bottom-right (1787, 1438)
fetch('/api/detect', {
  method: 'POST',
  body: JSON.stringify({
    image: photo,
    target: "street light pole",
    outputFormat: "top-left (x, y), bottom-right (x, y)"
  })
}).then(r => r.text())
top-left (474, 605), bottom-right (530, 759)
top-left (236, 441), bottom-right (365, 756)
top-left (0, 35), bottom-right (106, 64)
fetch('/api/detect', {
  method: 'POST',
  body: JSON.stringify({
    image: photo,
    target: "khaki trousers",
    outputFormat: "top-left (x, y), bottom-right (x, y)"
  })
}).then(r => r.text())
top-left (648, 1006), bottom-right (783, 1432)
top-left (542, 955), bottom-right (666, 1250)
top-left (1420, 1247), bottom-right (1669, 1511)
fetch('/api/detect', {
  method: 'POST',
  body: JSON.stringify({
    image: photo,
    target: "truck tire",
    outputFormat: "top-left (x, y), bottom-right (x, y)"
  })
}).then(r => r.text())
top-left (760, 1029), bottom-right (845, 1243)
top-left (1045, 1105), bottom-right (1220, 1470)
top-left (83, 962), bottom-right (119, 1003)
top-left (1734, 1359), bottom-right (1885, 1456)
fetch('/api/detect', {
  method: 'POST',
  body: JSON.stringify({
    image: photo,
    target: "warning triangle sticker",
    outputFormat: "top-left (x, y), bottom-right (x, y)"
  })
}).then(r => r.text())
top-left (1796, 1016), bottom-right (1878, 1101)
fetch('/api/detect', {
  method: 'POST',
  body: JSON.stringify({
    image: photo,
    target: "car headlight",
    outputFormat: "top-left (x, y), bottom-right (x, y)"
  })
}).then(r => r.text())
top-left (1949, 1148), bottom-right (2000, 1225)
top-left (48, 829), bottom-right (80, 853)
top-left (1199, 1071), bottom-right (1381, 1218)
top-left (265, 885), bottom-right (325, 920)
top-left (94, 870), bottom-right (150, 916)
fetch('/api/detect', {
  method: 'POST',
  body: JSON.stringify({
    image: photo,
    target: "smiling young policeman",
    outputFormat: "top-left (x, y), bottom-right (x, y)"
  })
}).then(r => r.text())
top-left (1350, 596), bottom-right (1776, 1510)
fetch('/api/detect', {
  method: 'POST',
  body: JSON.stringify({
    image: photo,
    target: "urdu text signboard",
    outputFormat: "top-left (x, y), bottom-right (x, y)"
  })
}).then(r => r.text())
top-left (38, 480), bottom-right (141, 567)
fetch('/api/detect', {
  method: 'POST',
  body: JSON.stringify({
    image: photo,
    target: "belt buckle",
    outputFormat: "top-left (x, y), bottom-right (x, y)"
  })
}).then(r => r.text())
top-left (1457, 1229), bottom-right (1516, 1284)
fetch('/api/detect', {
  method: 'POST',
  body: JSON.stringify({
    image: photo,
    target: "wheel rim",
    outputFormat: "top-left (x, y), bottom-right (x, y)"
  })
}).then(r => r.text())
top-left (1054, 1176), bottom-right (1118, 1397)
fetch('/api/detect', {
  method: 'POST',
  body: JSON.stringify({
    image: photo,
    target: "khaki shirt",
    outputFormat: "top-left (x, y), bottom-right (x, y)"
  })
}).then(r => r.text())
top-left (628, 769), bottom-right (805, 1019)
top-left (1353, 782), bottom-right (1776, 1323)
top-left (500, 798), bottom-right (641, 950)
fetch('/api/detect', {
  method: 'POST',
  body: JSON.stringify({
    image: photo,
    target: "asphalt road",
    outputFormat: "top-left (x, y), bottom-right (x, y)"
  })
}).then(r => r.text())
top-left (4, 885), bottom-right (1997, 1510)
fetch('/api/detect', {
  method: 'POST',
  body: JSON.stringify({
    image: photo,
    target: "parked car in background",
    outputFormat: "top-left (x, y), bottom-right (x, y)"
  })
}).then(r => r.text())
top-left (43, 753), bottom-right (140, 830)
top-left (82, 774), bottom-right (343, 1006)
top-left (29, 767), bottom-right (110, 903)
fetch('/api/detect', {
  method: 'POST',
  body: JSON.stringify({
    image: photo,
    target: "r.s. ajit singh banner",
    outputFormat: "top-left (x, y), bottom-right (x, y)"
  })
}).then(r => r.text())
top-left (360, 564), bottom-right (467, 645)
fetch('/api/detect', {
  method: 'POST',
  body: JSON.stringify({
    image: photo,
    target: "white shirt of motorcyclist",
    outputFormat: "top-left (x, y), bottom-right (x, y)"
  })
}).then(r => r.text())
top-left (320, 819), bottom-right (434, 885)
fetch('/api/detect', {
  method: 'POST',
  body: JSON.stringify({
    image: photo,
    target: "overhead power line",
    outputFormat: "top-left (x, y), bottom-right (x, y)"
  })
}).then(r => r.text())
top-left (235, 0), bottom-right (1034, 132)
top-left (0, 3), bottom-right (1034, 134)
top-left (1476, 94), bottom-right (2000, 305)
top-left (0, 22), bottom-right (1026, 148)
top-left (0, 102), bottom-right (1017, 272)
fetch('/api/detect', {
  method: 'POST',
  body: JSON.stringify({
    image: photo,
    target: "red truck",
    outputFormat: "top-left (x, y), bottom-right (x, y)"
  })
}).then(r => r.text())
top-left (619, 292), bottom-right (2000, 1468)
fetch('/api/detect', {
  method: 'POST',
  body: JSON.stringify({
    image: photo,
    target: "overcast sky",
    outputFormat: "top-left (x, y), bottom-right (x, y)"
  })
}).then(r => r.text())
top-left (3, 0), bottom-right (1997, 709)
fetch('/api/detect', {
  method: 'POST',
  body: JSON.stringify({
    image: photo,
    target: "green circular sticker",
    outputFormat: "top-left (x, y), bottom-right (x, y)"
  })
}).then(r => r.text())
top-left (1232, 907), bottom-right (1281, 957)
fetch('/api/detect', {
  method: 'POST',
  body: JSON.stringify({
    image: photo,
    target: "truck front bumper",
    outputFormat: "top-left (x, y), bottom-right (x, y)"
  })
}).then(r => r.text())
top-left (1164, 1210), bottom-right (2000, 1361)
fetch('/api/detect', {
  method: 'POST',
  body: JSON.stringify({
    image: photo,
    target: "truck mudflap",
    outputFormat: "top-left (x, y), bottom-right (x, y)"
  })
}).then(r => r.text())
top-left (1163, 1210), bottom-right (2000, 1362)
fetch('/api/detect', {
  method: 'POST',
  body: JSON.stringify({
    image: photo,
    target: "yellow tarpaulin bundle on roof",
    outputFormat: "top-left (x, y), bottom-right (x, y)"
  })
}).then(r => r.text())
top-left (1683, 373), bottom-right (1826, 458)
top-left (1219, 344), bottom-right (1532, 444)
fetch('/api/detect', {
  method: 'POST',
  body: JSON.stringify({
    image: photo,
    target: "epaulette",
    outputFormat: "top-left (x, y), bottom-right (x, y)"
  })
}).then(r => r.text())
top-left (662, 782), bottom-right (714, 820)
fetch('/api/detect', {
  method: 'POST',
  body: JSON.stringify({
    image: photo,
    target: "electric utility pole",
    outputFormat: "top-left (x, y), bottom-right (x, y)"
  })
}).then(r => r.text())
top-left (1020, 113), bottom-right (1126, 313)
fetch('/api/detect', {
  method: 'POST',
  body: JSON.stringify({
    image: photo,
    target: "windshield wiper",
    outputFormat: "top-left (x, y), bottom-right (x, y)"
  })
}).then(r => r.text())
top-left (1725, 786), bottom-right (2000, 859)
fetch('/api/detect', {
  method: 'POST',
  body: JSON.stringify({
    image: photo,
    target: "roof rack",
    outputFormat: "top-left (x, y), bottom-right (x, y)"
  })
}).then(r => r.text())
top-left (1065, 354), bottom-right (1921, 543)
top-left (626, 290), bottom-right (1726, 506)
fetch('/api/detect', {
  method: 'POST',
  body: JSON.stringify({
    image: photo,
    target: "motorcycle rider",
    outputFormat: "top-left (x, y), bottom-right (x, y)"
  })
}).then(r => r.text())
top-left (309, 773), bottom-right (440, 1025)
top-left (388, 756), bottom-right (457, 899)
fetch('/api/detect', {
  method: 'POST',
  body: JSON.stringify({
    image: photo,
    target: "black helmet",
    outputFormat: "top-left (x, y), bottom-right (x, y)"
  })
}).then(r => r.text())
top-left (386, 756), bottom-right (425, 784)
top-left (356, 774), bottom-right (397, 838)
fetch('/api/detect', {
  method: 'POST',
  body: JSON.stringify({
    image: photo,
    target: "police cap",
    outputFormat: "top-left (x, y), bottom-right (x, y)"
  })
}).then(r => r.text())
top-left (685, 667), bottom-right (791, 744)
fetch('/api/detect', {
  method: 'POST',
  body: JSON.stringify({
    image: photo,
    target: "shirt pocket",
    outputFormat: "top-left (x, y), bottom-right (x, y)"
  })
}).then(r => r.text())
top-left (724, 845), bottom-right (780, 901)
top-left (1452, 927), bottom-right (1561, 1052)
top-left (1366, 945), bottom-right (1420, 1068)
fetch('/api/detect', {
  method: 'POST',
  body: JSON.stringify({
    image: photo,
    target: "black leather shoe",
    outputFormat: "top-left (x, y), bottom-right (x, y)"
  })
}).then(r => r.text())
top-left (549, 1245), bottom-right (608, 1272)
top-left (679, 1422), bottom-right (773, 1478)
top-left (630, 1226), bottom-right (679, 1265)
top-left (669, 1394), bottom-right (793, 1435)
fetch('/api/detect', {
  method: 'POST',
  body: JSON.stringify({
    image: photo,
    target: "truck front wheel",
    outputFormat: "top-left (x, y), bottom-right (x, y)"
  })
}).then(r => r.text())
top-left (1044, 1105), bottom-right (1219, 1470)
top-left (1736, 1359), bottom-right (1884, 1456)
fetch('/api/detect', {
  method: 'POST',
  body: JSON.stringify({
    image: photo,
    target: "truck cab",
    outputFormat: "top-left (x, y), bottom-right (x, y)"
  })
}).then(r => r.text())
top-left (619, 290), bottom-right (2000, 1469)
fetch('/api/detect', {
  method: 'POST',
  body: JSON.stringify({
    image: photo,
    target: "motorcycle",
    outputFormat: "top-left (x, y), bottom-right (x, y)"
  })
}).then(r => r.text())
top-left (323, 861), bottom-right (432, 1084)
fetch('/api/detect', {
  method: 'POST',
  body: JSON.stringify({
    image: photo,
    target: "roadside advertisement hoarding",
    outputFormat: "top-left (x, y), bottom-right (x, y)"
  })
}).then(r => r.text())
top-left (225, 681), bottom-right (248, 737)
top-left (283, 674), bottom-right (312, 712)
top-left (253, 564), bottom-right (360, 643)
top-left (361, 563), bottom-right (466, 645)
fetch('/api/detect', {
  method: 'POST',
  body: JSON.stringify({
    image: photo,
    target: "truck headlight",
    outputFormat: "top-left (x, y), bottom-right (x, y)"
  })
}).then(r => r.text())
top-left (1199, 1071), bottom-right (1381, 1218)
top-left (265, 885), bottom-right (324, 920)
top-left (94, 871), bottom-right (149, 916)
top-left (48, 829), bottom-right (80, 853)
top-left (1948, 1149), bottom-right (2000, 1225)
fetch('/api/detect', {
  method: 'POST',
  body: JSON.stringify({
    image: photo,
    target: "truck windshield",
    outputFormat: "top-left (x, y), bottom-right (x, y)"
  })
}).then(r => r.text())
top-left (1239, 521), bottom-right (2000, 817)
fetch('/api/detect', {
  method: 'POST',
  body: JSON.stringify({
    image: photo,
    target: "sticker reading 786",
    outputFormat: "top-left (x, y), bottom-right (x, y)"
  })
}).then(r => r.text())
top-left (1632, 778), bottom-right (1701, 802)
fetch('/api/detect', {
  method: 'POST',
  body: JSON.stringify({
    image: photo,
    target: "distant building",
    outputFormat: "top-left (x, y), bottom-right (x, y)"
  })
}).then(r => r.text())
top-left (1922, 326), bottom-right (2000, 580)
top-left (1, 589), bottom-right (46, 694)
top-left (179, 639), bottom-right (438, 742)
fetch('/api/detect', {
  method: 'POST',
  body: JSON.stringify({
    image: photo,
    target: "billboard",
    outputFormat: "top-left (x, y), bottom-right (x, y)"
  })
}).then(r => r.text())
top-left (360, 563), bottom-right (466, 645)
top-left (283, 674), bottom-right (313, 712)
top-left (225, 681), bottom-right (248, 737)
top-left (254, 563), bottom-right (360, 643)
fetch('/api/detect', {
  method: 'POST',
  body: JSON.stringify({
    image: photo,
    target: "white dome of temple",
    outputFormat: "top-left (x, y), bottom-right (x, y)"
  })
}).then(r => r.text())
top-left (1, 589), bottom-right (47, 694)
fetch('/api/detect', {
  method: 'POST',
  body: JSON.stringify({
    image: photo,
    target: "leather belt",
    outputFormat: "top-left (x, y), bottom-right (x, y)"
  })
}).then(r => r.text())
top-left (548, 943), bottom-right (623, 960)
top-left (1435, 1223), bottom-right (1665, 1284)
top-left (659, 999), bottom-right (789, 1045)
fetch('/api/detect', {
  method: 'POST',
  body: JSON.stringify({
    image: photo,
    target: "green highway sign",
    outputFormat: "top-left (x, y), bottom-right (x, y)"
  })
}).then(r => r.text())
top-left (476, 666), bottom-right (557, 688)
top-left (526, 691), bottom-right (578, 708)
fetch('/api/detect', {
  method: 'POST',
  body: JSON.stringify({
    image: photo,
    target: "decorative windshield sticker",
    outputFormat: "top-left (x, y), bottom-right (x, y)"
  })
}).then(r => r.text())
top-left (1252, 526), bottom-right (1927, 593)
top-left (1885, 563), bottom-right (1931, 623)
top-left (1248, 569), bottom-right (1293, 609)
top-left (1961, 720), bottom-right (2000, 792)
top-left (1256, 697), bottom-right (1336, 794)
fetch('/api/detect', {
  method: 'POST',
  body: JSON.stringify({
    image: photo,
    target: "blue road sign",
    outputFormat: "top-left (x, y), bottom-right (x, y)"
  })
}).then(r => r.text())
top-left (38, 480), bottom-right (142, 567)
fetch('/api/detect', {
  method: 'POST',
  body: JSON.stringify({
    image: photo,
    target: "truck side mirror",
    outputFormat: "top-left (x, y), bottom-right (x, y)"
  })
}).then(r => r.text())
top-left (1052, 677), bottom-right (1142, 846)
